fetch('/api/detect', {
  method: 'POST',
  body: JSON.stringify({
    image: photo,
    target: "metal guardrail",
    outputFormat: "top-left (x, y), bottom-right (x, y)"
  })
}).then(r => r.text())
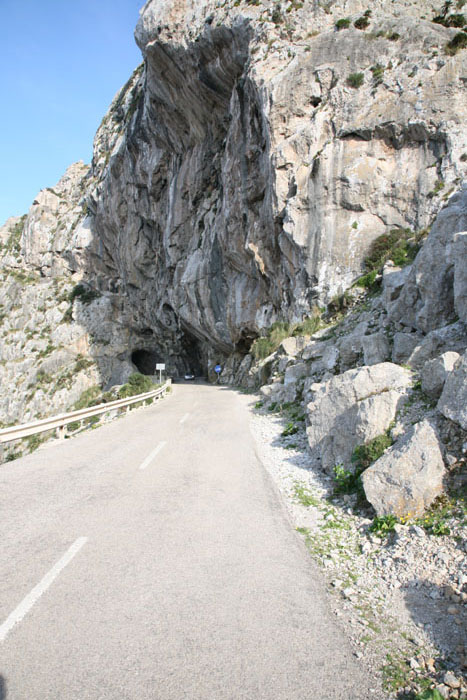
top-left (0, 380), bottom-right (172, 445)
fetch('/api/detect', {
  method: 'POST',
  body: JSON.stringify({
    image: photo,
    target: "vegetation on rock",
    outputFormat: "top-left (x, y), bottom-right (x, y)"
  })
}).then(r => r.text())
top-left (118, 373), bottom-right (158, 398)
top-left (347, 72), bottom-right (364, 88)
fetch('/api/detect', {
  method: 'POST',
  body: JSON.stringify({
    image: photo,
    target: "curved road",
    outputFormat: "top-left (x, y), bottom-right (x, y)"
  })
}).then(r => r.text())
top-left (0, 383), bottom-right (379, 699)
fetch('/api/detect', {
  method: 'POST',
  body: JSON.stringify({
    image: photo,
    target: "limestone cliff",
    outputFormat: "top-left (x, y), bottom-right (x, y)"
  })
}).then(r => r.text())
top-left (0, 0), bottom-right (466, 426)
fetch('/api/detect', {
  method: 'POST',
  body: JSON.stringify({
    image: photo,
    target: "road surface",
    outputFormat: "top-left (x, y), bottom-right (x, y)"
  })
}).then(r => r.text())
top-left (0, 383), bottom-right (379, 699)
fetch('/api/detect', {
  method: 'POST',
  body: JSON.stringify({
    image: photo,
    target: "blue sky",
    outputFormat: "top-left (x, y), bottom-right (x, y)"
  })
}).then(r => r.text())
top-left (0, 0), bottom-right (144, 225)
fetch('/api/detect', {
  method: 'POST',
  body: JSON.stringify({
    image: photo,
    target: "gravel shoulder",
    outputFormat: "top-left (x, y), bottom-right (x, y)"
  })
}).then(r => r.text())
top-left (247, 398), bottom-right (467, 700)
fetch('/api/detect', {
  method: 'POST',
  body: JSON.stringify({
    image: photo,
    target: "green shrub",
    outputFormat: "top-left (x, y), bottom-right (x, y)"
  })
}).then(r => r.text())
top-left (282, 422), bottom-right (299, 437)
top-left (433, 12), bottom-right (465, 26)
top-left (364, 228), bottom-right (420, 272)
top-left (387, 31), bottom-right (400, 40)
top-left (334, 433), bottom-right (393, 498)
top-left (26, 434), bottom-right (48, 452)
top-left (251, 321), bottom-right (291, 359)
top-left (63, 305), bottom-right (73, 323)
top-left (35, 370), bottom-right (53, 387)
top-left (292, 313), bottom-right (321, 336)
top-left (269, 321), bottom-right (293, 347)
top-left (251, 311), bottom-right (322, 360)
top-left (369, 514), bottom-right (398, 536)
top-left (69, 284), bottom-right (101, 305)
top-left (353, 269), bottom-right (380, 292)
top-left (74, 385), bottom-right (102, 410)
top-left (328, 290), bottom-right (353, 314)
top-left (336, 17), bottom-right (350, 29)
top-left (271, 4), bottom-right (283, 24)
top-left (354, 15), bottom-right (370, 29)
top-left (428, 179), bottom-right (445, 197)
top-left (6, 450), bottom-right (22, 462)
top-left (347, 72), bottom-right (364, 88)
top-left (352, 433), bottom-right (393, 472)
top-left (333, 463), bottom-right (362, 495)
top-left (370, 63), bottom-right (385, 85)
top-left (415, 689), bottom-right (444, 700)
top-left (415, 494), bottom-right (459, 536)
top-left (118, 373), bottom-right (155, 398)
top-left (251, 337), bottom-right (276, 360)
top-left (445, 30), bottom-right (467, 54)
top-left (74, 355), bottom-right (94, 372)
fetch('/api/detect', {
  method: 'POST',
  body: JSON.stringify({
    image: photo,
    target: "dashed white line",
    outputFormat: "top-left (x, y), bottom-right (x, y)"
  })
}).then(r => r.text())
top-left (138, 441), bottom-right (167, 471)
top-left (179, 413), bottom-right (190, 425)
top-left (0, 537), bottom-right (88, 642)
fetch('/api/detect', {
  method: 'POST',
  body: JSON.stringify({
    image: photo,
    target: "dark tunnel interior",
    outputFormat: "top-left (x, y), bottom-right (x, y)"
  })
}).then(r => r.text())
top-left (131, 330), bottom-right (206, 378)
top-left (180, 331), bottom-right (204, 377)
top-left (131, 349), bottom-right (163, 376)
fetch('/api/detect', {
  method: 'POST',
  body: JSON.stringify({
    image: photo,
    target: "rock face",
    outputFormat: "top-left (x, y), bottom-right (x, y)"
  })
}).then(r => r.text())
top-left (421, 352), bottom-right (460, 400)
top-left (389, 184), bottom-right (467, 332)
top-left (306, 363), bottom-right (412, 473)
top-left (362, 332), bottom-right (390, 366)
top-left (361, 421), bottom-right (445, 518)
top-left (12, 0), bottom-right (467, 380)
top-left (437, 350), bottom-right (467, 430)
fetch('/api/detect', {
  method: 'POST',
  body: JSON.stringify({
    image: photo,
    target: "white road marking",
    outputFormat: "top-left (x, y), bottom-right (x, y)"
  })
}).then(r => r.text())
top-left (138, 441), bottom-right (167, 471)
top-left (179, 413), bottom-right (190, 424)
top-left (0, 537), bottom-right (88, 642)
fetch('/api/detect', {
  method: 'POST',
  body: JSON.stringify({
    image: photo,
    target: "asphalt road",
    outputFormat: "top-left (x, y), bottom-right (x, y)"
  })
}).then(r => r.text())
top-left (0, 383), bottom-right (379, 699)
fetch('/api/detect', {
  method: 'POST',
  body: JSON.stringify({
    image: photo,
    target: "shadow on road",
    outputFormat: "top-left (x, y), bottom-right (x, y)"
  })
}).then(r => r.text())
top-left (0, 675), bottom-right (7, 699)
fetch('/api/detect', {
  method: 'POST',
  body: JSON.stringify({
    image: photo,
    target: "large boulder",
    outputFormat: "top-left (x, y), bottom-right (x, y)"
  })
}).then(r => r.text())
top-left (301, 339), bottom-right (339, 378)
top-left (390, 184), bottom-right (467, 333)
top-left (421, 352), bottom-right (460, 400)
top-left (391, 331), bottom-right (423, 365)
top-left (361, 420), bottom-right (445, 518)
top-left (306, 363), bottom-right (412, 473)
top-left (278, 336), bottom-right (308, 358)
top-left (284, 361), bottom-right (308, 386)
top-left (362, 332), bottom-right (390, 366)
top-left (407, 321), bottom-right (466, 369)
top-left (437, 350), bottom-right (467, 430)
top-left (382, 262), bottom-right (412, 317)
top-left (336, 322), bottom-right (368, 371)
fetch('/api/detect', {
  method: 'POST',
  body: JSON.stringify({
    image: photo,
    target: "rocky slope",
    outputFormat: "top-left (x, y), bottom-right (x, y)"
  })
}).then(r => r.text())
top-left (250, 187), bottom-right (466, 518)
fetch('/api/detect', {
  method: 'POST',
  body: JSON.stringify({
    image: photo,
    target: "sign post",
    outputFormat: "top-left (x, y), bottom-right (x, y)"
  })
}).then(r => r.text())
top-left (156, 363), bottom-right (166, 384)
top-left (214, 364), bottom-right (222, 384)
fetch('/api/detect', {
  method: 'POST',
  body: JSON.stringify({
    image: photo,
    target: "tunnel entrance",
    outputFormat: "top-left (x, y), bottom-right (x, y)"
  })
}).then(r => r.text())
top-left (180, 331), bottom-right (204, 377)
top-left (131, 349), bottom-right (163, 376)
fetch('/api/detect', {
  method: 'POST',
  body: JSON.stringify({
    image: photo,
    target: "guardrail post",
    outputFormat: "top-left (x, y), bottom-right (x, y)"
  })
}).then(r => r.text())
top-left (56, 425), bottom-right (65, 440)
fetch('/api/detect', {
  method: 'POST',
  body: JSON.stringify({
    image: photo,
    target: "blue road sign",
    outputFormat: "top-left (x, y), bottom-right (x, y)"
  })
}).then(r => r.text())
top-left (215, 365), bottom-right (222, 374)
